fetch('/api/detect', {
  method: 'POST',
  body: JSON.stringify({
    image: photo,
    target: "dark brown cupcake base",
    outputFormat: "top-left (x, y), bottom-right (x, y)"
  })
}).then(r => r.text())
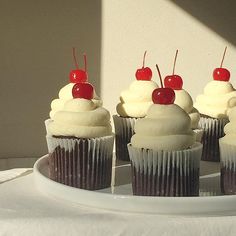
top-left (128, 143), bottom-right (202, 197)
top-left (48, 137), bottom-right (113, 190)
top-left (132, 163), bottom-right (199, 197)
top-left (221, 167), bottom-right (236, 195)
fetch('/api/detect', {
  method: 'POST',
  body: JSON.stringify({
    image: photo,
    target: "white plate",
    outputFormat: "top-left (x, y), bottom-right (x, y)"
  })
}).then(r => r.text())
top-left (34, 155), bottom-right (236, 215)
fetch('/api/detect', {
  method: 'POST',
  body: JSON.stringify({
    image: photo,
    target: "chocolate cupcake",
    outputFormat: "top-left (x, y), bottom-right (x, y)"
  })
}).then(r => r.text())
top-left (46, 82), bottom-right (114, 190)
top-left (220, 107), bottom-right (236, 194)
top-left (128, 84), bottom-right (202, 197)
top-left (195, 81), bottom-right (236, 162)
top-left (194, 49), bottom-right (236, 162)
top-left (113, 51), bottom-right (158, 161)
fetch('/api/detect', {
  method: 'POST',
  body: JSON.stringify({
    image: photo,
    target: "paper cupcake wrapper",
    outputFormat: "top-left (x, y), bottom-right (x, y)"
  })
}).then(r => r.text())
top-left (199, 116), bottom-right (228, 162)
top-left (193, 128), bottom-right (203, 143)
top-left (220, 141), bottom-right (236, 195)
top-left (113, 115), bottom-right (139, 161)
top-left (127, 143), bottom-right (202, 196)
top-left (46, 135), bottom-right (114, 190)
top-left (45, 119), bottom-right (53, 135)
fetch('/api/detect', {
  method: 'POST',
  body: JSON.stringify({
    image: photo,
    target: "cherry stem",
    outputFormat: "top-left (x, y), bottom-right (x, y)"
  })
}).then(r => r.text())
top-left (156, 64), bottom-right (163, 88)
top-left (142, 51), bottom-right (147, 68)
top-left (220, 46), bottom-right (227, 68)
top-left (83, 54), bottom-right (87, 72)
top-left (73, 47), bottom-right (79, 70)
top-left (172, 49), bottom-right (178, 75)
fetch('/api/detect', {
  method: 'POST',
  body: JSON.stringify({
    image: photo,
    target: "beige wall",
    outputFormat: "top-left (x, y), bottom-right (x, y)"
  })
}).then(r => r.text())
top-left (101, 0), bottom-right (236, 115)
top-left (0, 0), bottom-right (101, 159)
top-left (1, 0), bottom-right (236, 163)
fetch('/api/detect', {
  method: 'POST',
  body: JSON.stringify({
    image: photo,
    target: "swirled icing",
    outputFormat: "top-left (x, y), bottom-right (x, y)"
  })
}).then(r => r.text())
top-left (174, 89), bottom-right (200, 129)
top-left (131, 104), bottom-right (195, 150)
top-left (116, 80), bottom-right (158, 118)
top-left (48, 98), bottom-right (112, 138)
top-left (221, 107), bottom-right (236, 145)
top-left (49, 83), bottom-right (102, 119)
top-left (194, 80), bottom-right (236, 118)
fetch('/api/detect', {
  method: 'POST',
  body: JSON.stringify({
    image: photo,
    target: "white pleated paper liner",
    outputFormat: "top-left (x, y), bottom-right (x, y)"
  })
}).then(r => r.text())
top-left (220, 140), bottom-right (236, 195)
top-left (113, 115), bottom-right (138, 161)
top-left (46, 135), bottom-right (114, 190)
top-left (193, 128), bottom-right (203, 143)
top-left (45, 119), bottom-right (53, 135)
top-left (127, 143), bottom-right (202, 197)
top-left (199, 116), bottom-right (228, 162)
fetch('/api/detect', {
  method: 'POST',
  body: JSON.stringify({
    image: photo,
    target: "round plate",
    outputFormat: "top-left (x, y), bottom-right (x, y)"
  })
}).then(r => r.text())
top-left (33, 155), bottom-right (236, 215)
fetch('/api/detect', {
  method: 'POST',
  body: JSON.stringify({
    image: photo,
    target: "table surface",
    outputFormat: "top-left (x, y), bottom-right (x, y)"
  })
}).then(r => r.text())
top-left (0, 172), bottom-right (236, 236)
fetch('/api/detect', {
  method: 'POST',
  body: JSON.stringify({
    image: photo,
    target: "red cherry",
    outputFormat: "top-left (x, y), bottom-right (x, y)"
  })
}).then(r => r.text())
top-left (152, 88), bottom-right (175, 104)
top-left (154, 64), bottom-right (175, 104)
top-left (69, 48), bottom-right (88, 83)
top-left (164, 50), bottom-right (183, 90)
top-left (164, 75), bottom-right (183, 90)
top-left (213, 46), bottom-right (230, 82)
top-left (213, 68), bottom-right (230, 81)
top-left (72, 82), bottom-right (94, 100)
top-left (136, 67), bottom-right (152, 80)
top-left (135, 51), bottom-right (152, 80)
top-left (70, 70), bottom-right (88, 83)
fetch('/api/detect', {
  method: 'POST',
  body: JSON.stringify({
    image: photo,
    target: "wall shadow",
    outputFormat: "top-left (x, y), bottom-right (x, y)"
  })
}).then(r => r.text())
top-left (170, 0), bottom-right (236, 45)
top-left (0, 0), bottom-right (102, 160)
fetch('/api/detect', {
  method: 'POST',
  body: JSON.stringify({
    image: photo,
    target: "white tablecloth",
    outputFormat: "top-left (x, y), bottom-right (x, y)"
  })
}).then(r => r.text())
top-left (0, 172), bottom-right (236, 236)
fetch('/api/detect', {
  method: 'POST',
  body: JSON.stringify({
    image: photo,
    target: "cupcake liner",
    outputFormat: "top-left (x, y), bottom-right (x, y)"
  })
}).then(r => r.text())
top-left (127, 143), bottom-right (202, 196)
top-left (220, 141), bottom-right (236, 195)
top-left (45, 119), bottom-right (53, 135)
top-left (113, 115), bottom-right (138, 161)
top-left (46, 135), bottom-right (114, 190)
top-left (193, 128), bottom-right (203, 143)
top-left (199, 116), bottom-right (228, 162)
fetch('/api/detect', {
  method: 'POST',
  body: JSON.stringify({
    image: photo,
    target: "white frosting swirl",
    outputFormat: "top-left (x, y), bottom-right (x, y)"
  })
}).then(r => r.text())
top-left (48, 98), bottom-right (112, 138)
top-left (116, 80), bottom-right (158, 118)
top-left (194, 80), bottom-right (236, 118)
top-left (221, 107), bottom-right (236, 145)
top-left (131, 104), bottom-right (195, 150)
top-left (50, 83), bottom-right (102, 119)
top-left (174, 89), bottom-right (200, 129)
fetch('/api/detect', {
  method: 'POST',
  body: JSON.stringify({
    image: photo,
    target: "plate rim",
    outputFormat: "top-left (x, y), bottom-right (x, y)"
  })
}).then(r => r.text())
top-left (33, 155), bottom-right (236, 215)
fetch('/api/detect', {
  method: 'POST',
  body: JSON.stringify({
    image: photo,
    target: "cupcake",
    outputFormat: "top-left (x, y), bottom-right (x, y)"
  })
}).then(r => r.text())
top-left (164, 50), bottom-right (202, 142)
top-left (220, 106), bottom-right (236, 194)
top-left (194, 47), bottom-right (236, 162)
top-left (128, 65), bottom-right (202, 196)
top-left (46, 82), bottom-right (114, 190)
top-left (113, 51), bottom-right (158, 161)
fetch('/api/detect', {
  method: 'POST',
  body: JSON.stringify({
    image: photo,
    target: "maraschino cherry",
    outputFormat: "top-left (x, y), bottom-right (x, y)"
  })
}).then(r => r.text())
top-left (152, 64), bottom-right (175, 104)
top-left (72, 82), bottom-right (94, 100)
top-left (164, 50), bottom-right (183, 90)
top-left (135, 51), bottom-right (152, 80)
top-left (69, 47), bottom-right (88, 83)
top-left (213, 46), bottom-right (230, 81)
